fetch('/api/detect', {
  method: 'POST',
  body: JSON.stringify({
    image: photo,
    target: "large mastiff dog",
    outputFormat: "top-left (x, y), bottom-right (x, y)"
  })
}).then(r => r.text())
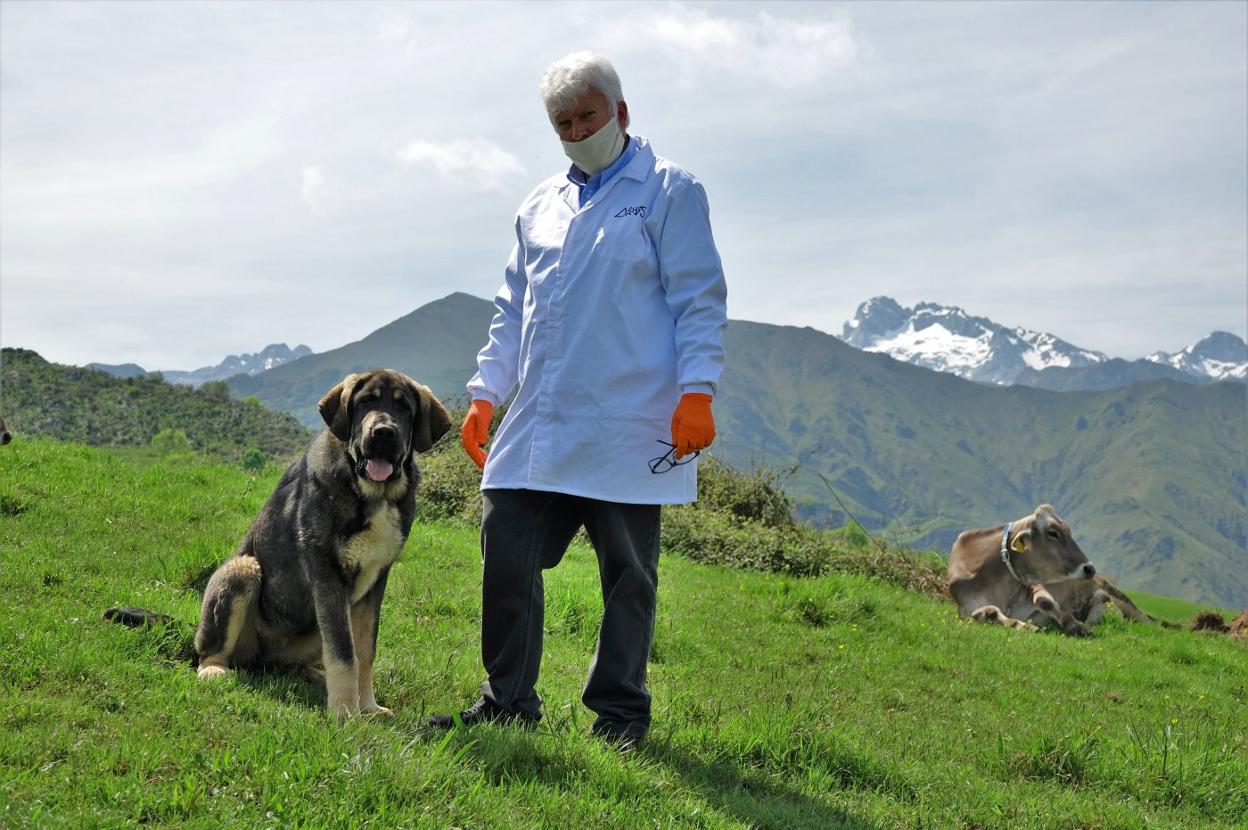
top-left (948, 504), bottom-right (1106, 636)
top-left (1, 414), bottom-right (10, 445)
top-left (194, 369), bottom-right (449, 717)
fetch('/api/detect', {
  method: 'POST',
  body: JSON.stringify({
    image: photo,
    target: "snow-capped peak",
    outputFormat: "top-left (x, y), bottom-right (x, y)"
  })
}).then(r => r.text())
top-left (839, 297), bottom-right (1107, 385)
top-left (1146, 331), bottom-right (1248, 382)
top-left (159, 343), bottom-right (315, 387)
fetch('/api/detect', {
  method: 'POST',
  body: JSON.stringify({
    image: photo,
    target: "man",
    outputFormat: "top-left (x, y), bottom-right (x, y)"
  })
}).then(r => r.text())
top-left (430, 52), bottom-right (727, 746)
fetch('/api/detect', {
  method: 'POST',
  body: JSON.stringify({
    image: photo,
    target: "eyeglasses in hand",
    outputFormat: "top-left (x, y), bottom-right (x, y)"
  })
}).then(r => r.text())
top-left (648, 439), bottom-right (700, 474)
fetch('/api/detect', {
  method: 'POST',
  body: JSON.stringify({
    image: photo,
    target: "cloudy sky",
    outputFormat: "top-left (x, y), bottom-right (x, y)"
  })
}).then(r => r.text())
top-left (2, 0), bottom-right (1245, 370)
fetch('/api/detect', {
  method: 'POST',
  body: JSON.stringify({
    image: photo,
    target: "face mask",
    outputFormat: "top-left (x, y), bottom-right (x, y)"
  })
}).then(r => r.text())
top-left (561, 114), bottom-right (625, 176)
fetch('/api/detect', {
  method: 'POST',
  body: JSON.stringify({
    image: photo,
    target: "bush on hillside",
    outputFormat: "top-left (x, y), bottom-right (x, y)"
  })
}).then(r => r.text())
top-left (151, 428), bottom-right (193, 456)
top-left (416, 439), bottom-right (487, 526)
top-left (416, 408), bottom-right (948, 599)
top-left (692, 457), bottom-right (795, 528)
top-left (240, 448), bottom-right (267, 472)
top-left (200, 380), bottom-right (230, 399)
top-left (664, 460), bottom-right (946, 598)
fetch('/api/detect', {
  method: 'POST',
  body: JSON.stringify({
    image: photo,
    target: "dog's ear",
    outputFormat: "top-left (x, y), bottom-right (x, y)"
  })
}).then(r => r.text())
top-left (410, 381), bottom-right (451, 453)
top-left (318, 373), bottom-right (359, 442)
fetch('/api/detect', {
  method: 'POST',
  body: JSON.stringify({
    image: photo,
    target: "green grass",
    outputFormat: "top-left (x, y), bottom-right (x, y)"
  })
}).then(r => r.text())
top-left (1129, 590), bottom-right (1236, 625)
top-left (2, 438), bottom-right (1246, 829)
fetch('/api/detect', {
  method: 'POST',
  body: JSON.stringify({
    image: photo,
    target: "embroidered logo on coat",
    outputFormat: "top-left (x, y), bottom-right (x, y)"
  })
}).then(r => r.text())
top-left (615, 205), bottom-right (647, 218)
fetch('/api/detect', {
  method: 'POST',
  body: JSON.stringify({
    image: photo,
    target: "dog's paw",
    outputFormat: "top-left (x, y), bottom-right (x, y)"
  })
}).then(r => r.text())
top-left (327, 696), bottom-right (361, 721)
top-left (360, 704), bottom-right (394, 718)
top-left (197, 664), bottom-right (232, 681)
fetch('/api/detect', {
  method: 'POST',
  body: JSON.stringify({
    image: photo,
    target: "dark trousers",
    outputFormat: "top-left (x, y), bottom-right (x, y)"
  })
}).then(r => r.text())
top-left (478, 488), bottom-right (661, 731)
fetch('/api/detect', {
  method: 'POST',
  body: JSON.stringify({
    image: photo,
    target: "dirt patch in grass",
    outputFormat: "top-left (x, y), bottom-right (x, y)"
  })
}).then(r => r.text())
top-left (1229, 610), bottom-right (1248, 640)
top-left (1191, 611), bottom-right (1230, 634)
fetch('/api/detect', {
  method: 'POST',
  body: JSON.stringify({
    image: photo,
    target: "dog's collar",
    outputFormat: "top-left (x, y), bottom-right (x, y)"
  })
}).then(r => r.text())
top-left (1000, 521), bottom-right (1031, 586)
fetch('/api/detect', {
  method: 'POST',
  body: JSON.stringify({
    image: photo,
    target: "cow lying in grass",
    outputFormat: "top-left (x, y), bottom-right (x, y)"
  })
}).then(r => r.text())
top-left (948, 504), bottom-right (1138, 636)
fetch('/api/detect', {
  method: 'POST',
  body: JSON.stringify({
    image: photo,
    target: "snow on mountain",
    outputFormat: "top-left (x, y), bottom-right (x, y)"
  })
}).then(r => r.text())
top-left (839, 297), bottom-right (1107, 385)
top-left (161, 343), bottom-right (314, 387)
top-left (1147, 332), bottom-right (1248, 382)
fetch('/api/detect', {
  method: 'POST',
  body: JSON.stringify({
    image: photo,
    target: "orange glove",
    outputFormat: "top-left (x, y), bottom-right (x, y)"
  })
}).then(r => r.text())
top-left (670, 392), bottom-right (715, 460)
top-left (460, 399), bottom-right (494, 470)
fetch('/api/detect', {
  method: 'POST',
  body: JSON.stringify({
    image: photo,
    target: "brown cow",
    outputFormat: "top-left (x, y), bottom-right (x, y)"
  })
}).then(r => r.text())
top-left (1061, 574), bottom-right (1156, 625)
top-left (948, 504), bottom-right (1103, 636)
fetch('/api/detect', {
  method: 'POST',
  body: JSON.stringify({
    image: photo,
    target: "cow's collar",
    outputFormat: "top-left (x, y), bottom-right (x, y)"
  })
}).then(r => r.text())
top-left (1000, 521), bottom-right (1031, 586)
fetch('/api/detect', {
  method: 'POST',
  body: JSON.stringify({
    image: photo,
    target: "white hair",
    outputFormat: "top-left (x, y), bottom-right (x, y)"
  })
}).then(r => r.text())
top-left (538, 52), bottom-right (629, 129)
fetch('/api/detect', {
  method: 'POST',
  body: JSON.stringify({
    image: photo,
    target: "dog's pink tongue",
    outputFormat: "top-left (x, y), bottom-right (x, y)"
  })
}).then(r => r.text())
top-left (365, 459), bottom-right (393, 482)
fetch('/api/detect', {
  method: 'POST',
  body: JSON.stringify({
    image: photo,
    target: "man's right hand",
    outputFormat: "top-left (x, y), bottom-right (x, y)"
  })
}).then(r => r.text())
top-left (460, 399), bottom-right (494, 469)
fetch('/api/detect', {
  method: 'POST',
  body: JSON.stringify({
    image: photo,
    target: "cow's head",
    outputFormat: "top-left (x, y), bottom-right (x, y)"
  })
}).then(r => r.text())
top-left (317, 369), bottom-right (451, 486)
top-left (1009, 504), bottom-right (1096, 583)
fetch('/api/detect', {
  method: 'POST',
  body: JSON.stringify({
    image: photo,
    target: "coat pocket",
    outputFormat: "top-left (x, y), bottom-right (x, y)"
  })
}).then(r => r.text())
top-left (592, 222), bottom-right (653, 265)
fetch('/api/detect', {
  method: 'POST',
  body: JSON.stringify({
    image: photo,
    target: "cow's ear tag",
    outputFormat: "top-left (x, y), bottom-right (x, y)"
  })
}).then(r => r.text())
top-left (1011, 534), bottom-right (1028, 554)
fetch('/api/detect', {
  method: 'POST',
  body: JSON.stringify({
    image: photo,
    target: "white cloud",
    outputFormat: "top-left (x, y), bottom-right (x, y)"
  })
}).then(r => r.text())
top-left (396, 138), bottom-right (527, 193)
top-left (301, 165), bottom-right (330, 215)
top-left (644, 4), bottom-right (858, 88)
top-left (0, 1), bottom-right (1242, 368)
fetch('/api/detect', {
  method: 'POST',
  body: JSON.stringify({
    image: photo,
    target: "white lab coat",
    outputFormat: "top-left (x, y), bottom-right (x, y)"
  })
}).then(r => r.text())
top-left (466, 137), bottom-right (727, 504)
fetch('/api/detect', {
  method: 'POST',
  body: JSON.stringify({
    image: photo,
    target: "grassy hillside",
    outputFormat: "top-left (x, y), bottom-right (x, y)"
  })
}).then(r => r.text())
top-left (1, 348), bottom-right (310, 462)
top-left (1, 438), bottom-right (1244, 829)
top-left (715, 321), bottom-right (1248, 610)
top-left (1129, 591), bottom-right (1235, 626)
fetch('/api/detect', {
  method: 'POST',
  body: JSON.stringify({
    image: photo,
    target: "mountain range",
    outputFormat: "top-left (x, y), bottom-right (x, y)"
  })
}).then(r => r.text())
top-left (89, 343), bottom-right (313, 387)
top-left (839, 296), bottom-right (1246, 389)
top-left (215, 292), bottom-right (1246, 609)
top-left (1147, 331), bottom-right (1248, 382)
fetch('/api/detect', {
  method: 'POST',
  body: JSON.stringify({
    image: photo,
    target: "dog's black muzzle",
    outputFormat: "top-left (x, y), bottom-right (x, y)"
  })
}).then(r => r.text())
top-left (355, 425), bottom-right (404, 482)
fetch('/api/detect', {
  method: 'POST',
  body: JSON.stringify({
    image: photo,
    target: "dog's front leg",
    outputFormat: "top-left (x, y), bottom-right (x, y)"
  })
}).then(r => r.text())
top-left (314, 584), bottom-right (359, 719)
top-left (351, 567), bottom-right (392, 716)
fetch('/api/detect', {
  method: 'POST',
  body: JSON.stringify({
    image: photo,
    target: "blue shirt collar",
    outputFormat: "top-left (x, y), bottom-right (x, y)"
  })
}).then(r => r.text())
top-left (566, 135), bottom-right (639, 195)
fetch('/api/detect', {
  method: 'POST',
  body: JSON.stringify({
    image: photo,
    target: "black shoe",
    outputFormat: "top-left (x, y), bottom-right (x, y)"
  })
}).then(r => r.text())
top-left (591, 720), bottom-right (647, 751)
top-left (428, 697), bottom-right (540, 730)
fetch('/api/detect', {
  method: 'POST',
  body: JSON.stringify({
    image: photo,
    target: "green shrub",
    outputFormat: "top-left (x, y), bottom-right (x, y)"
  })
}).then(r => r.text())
top-left (694, 457), bottom-right (795, 528)
top-left (416, 446), bottom-right (486, 526)
top-left (840, 521), bottom-right (873, 549)
top-left (240, 448), bottom-right (267, 472)
top-left (200, 380), bottom-right (230, 399)
top-left (151, 428), bottom-right (193, 456)
top-left (415, 405), bottom-right (509, 526)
